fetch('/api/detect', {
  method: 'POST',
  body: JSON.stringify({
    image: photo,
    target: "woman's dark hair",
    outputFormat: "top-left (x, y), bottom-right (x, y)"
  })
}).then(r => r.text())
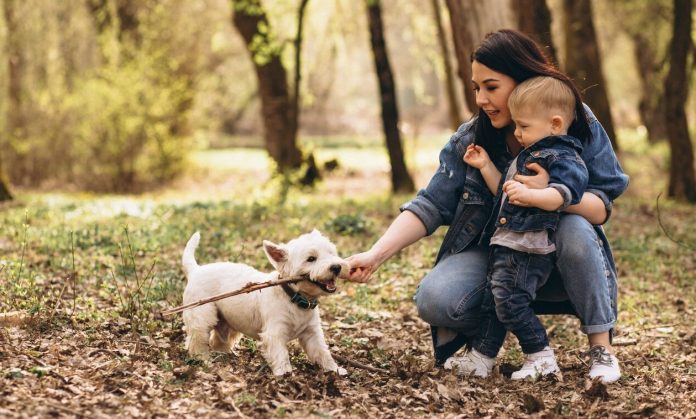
top-left (470, 29), bottom-right (591, 160)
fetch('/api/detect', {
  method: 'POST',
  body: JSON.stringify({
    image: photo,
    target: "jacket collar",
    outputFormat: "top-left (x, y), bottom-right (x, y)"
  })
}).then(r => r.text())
top-left (527, 134), bottom-right (583, 154)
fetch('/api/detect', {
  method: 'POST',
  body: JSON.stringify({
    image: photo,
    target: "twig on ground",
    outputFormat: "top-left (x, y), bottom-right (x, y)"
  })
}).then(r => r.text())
top-left (613, 339), bottom-right (638, 346)
top-left (115, 339), bottom-right (155, 347)
top-left (87, 348), bottom-right (124, 359)
top-left (44, 401), bottom-right (84, 418)
top-left (332, 354), bottom-right (388, 373)
top-left (159, 275), bottom-right (303, 317)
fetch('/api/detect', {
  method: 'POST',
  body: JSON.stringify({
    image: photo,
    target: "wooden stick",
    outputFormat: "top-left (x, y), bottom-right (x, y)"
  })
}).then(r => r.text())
top-left (159, 276), bottom-right (302, 317)
top-left (332, 354), bottom-right (389, 373)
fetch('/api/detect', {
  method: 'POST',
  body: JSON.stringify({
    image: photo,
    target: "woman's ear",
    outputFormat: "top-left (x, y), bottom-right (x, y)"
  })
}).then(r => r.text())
top-left (550, 115), bottom-right (565, 134)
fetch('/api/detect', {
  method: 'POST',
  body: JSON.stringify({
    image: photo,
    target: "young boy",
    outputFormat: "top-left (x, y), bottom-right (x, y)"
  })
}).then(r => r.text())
top-left (448, 76), bottom-right (619, 380)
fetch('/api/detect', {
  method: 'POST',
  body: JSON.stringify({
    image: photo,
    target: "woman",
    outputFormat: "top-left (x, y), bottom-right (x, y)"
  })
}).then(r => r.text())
top-left (346, 29), bottom-right (629, 383)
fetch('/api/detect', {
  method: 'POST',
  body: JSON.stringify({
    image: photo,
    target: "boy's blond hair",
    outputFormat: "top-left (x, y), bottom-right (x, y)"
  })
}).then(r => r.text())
top-left (508, 76), bottom-right (576, 127)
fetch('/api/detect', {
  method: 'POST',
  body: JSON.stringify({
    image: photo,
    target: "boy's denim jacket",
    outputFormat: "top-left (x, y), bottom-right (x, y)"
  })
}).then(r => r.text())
top-left (479, 134), bottom-right (589, 246)
top-left (401, 105), bottom-right (629, 265)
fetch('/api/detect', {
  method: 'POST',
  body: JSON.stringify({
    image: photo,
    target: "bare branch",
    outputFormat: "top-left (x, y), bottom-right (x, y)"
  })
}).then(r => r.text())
top-left (159, 275), bottom-right (302, 317)
top-left (656, 192), bottom-right (695, 250)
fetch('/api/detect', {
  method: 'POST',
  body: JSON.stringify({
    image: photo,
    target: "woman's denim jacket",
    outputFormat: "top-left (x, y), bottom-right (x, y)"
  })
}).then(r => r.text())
top-left (401, 106), bottom-right (628, 262)
top-left (480, 134), bottom-right (588, 245)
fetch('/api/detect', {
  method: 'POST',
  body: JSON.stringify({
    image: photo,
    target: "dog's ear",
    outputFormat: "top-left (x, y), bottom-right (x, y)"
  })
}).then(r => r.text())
top-left (263, 240), bottom-right (287, 267)
top-left (310, 229), bottom-right (322, 237)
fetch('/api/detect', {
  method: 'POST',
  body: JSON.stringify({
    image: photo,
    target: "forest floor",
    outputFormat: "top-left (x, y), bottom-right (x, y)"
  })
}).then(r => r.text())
top-left (1, 132), bottom-right (695, 418)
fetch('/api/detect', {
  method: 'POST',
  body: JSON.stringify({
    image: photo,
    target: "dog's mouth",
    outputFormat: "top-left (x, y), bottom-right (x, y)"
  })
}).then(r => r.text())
top-left (302, 274), bottom-right (337, 294)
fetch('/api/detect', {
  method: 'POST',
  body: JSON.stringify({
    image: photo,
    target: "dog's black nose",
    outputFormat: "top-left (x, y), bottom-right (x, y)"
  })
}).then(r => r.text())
top-left (330, 264), bottom-right (342, 275)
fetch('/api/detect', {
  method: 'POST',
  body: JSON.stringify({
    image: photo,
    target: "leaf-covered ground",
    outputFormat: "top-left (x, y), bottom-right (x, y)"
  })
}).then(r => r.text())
top-left (1, 135), bottom-right (695, 417)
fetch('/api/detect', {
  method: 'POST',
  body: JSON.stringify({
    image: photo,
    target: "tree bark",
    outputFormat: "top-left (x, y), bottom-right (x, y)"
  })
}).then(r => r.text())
top-left (0, 163), bottom-right (12, 202)
top-left (443, 0), bottom-right (477, 114)
top-left (232, 0), bottom-right (303, 171)
top-left (366, 0), bottom-right (414, 193)
top-left (513, 0), bottom-right (558, 66)
top-left (3, 0), bottom-right (24, 187)
top-left (431, 0), bottom-right (463, 130)
top-left (664, 0), bottom-right (695, 202)
top-left (562, 0), bottom-right (619, 151)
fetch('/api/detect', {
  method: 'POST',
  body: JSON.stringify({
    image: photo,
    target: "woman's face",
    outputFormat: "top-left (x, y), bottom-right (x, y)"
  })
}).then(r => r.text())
top-left (471, 61), bottom-right (517, 129)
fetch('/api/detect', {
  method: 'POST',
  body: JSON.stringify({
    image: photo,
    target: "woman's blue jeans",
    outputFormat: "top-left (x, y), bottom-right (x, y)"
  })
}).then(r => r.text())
top-left (414, 215), bottom-right (617, 355)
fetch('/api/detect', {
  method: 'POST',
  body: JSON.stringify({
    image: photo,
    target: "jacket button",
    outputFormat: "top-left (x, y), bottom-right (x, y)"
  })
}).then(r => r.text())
top-left (499, 217), bottom-right (507, 225)
top-left (463, 192), bottom-right (469, 199)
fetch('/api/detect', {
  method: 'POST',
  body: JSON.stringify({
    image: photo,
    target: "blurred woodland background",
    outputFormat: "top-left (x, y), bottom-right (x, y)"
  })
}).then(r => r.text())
top-left (0, 0), bottom-right (694, 199)
top-left (1, 1), bottom-right (695, 417)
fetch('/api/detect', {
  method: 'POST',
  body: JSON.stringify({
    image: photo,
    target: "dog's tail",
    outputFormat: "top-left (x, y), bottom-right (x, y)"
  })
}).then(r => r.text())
top-left (182, 232), bottom-right (201, 277)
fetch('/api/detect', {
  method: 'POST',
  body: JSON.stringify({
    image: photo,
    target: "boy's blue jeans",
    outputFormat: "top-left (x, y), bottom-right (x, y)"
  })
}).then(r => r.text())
top-left (473, 246), bottom-right (554, 357)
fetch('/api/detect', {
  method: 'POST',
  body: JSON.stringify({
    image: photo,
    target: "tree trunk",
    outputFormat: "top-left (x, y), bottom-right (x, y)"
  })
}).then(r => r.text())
top-left (664, 0), bottom-right (696, 202)
top-left (513, 0), bottom-right (558, 66)
top-left (232, 0), bottom-right (303, 171)
top-left (444, 0), bottom-right (477, 114)
top-left (0, 164), bottom-right (12, 202)
top-left (4, 0), bottom-right (25, 185)
top-left (366, 0), bottom-right (415, 193)
top-left (562, 0), bottom-right (619, 151)
top-left (431, 0), bottom-right (463, 130)
top-left (630, 32), bottom-right (668, 142)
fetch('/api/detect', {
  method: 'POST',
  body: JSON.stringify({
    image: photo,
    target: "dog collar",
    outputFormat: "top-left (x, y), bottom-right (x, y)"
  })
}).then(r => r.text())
top-left (281, 283), bottom-right (318, 310)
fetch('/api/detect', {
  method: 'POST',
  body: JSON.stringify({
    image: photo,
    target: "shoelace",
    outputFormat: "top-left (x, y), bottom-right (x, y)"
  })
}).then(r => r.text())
top-left (586, 345), bottom-right (613, 367)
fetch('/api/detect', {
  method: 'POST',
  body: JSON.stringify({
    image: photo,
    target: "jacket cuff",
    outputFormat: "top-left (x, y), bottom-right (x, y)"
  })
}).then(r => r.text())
top-left (400, 196), bottom-right (443, 236)
top-left (548, 183), bottom-right (572, 211)
top-left (587, 188), bottom-right (613, 223)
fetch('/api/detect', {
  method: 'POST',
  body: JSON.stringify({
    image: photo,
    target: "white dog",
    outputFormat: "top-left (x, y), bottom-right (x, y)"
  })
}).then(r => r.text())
top-left (181, 230), bottom-right (349, 376)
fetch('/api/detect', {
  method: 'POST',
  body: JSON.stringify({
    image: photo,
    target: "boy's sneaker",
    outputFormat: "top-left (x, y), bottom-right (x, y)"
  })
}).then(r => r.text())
top-left (511, 346), bottom-right (560, 380)
top-left (587, 345), bottom-right (621, 383)
top-left (443, 349), bottom-right (496, 377)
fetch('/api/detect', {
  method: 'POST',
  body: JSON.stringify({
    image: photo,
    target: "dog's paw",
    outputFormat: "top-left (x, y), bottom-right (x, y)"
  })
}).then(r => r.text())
top-left (271, 366), bottom-right (293, 376)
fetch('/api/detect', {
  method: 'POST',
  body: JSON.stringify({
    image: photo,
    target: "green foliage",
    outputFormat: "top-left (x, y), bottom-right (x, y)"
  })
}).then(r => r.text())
top-left (1, 0), bottom-right (206, 193)
top-left (324, 213), bottom-right (370, 236)
top-left (65, 62), bottom-right (192, 192)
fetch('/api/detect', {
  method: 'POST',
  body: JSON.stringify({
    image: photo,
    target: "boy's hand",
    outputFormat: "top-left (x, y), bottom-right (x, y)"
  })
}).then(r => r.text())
top-left (463, 144), bottom-right (491, 170)
top-left (503, 180), bottom-right (534, 206)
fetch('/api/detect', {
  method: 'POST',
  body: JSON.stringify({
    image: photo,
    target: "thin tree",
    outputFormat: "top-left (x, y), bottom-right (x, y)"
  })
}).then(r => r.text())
top-left (431, 0), bottom-right (462, 130)
top-left (562, 0), bottom-right (619, 151)
top-left (365, 0), bottom-right (414, 193)
top-left (664, 0), bottom-right (695, 202)
top-left (513, 0), bottom-right (558, 65)
top-left (0, 163), bottom-right (12, 202)
top-left (443, 0), bottom-right (477, 113)
top-left (231, 0), bottom-right (305, 173)
top-left (3, 0), bottom-right (23, 195)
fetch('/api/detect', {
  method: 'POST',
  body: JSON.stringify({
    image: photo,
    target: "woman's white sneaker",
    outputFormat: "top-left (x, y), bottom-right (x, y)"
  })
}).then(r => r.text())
top-left (511, 347), bottom-right (560, 380)
top-left (587, 345), bottom-right (621, 383)
top-left (443, 349), bottom-right (496, 377)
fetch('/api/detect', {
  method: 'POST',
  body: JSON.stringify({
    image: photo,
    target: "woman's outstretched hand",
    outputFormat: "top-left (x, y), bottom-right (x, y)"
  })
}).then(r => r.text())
top-left (345, 251), bottom-right (380, 283)
top-left (514, 162), bottom-right (549, 190)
